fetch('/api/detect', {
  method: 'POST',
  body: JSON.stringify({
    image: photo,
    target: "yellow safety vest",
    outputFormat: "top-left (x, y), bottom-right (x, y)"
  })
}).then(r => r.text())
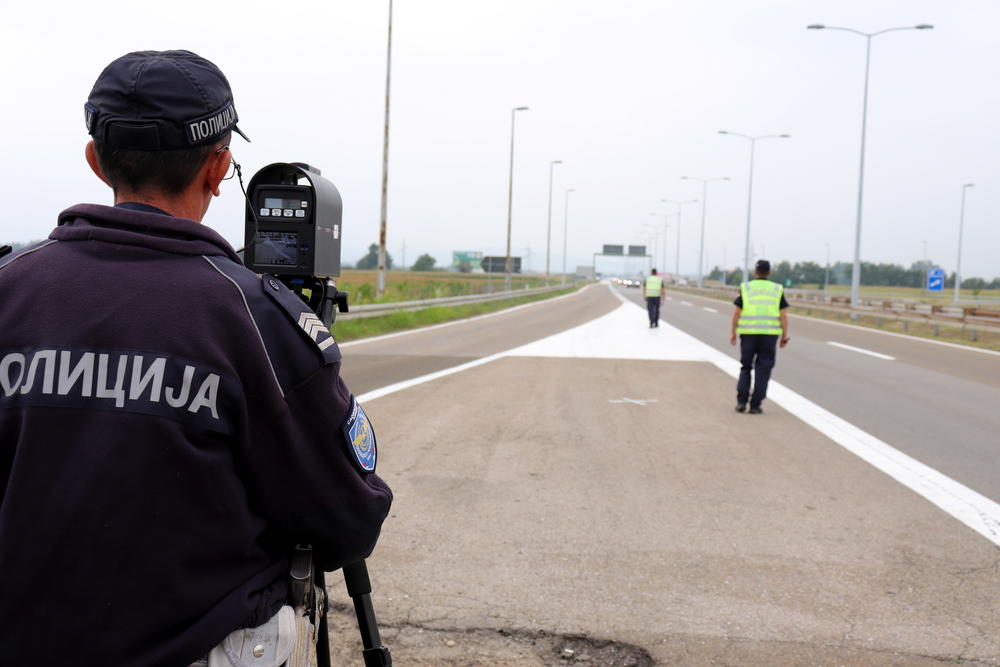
top-left (736, 280), bottom-right (783, 335)
top-left (644, 275), bottom-right (663, 297)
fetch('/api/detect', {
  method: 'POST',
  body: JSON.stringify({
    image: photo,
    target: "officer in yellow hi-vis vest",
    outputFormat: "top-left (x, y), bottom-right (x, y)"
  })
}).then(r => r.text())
top-left (644, 268), bottom-right (665, 328)
top-left (729, 260), bottom-right (790, 414)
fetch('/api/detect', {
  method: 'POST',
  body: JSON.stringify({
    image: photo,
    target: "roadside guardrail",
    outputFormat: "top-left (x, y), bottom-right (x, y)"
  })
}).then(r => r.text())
top-left (338, 283), bottom-right (574, 320)
top-left (671, 285), bottom-right (1000, 340)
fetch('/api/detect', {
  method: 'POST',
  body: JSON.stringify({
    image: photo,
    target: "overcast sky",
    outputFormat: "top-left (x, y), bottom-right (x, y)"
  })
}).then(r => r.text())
top-left (3, 0), bottom-right (997, 280)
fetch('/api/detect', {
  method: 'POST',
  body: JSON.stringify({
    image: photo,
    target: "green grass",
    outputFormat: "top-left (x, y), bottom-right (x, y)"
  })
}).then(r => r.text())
top-left (331, 286), bottom-right (580, 342)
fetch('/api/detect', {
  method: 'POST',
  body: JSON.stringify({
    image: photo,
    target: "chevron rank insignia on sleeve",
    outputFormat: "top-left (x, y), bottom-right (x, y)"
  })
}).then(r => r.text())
top-left (260, 274), bottom-right (341, 364)
top-left (297, 311), bottom-right (335, 351)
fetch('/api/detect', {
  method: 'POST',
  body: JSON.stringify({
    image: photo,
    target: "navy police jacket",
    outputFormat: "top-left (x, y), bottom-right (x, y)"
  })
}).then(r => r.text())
top-left (0, 204), bottom-right (392, 666)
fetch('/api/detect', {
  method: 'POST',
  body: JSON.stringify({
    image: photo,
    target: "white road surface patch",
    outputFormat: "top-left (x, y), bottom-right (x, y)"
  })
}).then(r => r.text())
top-left (827, 341), bottom-right (896, 361)
top-left (358, 282), bottom-right (1000, 547)
top-left (702, 306), bottom-right (719, 313)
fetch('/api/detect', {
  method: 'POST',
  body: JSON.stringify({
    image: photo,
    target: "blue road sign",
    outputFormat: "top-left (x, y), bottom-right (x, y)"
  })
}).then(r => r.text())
top-left (927, 268), bottom-right (945, 291)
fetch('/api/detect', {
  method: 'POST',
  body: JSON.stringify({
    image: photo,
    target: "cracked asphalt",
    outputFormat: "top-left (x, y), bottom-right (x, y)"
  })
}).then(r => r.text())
top-left (326, 286), bottom-right (1000, 665)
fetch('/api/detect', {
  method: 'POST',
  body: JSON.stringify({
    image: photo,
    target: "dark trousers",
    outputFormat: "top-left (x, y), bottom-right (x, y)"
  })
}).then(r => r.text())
top-left (737, 334), bottom-right (779, 407)
top-left (646, 297), bottom-right (661, 324)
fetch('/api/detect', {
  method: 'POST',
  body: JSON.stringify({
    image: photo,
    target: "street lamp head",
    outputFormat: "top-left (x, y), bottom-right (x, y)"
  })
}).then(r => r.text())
top-left (915, 24), bottom-right (933, 29)
top-left (718, 130), bottom-right (730, 135)
top-left (964, 183), bottom-right (975, 188)
top-left (779, 134), bottom-right (791, 138)
top-left (514, 106), bottom-right (529, 111)
top-left (807, 24), bottom-right (825, 30)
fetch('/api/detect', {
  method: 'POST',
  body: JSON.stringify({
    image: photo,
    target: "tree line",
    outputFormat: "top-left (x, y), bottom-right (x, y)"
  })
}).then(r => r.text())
top-left (707, 260), bottom-right (1000, 290)
top-left (353, 243), bottom-right (438, 271)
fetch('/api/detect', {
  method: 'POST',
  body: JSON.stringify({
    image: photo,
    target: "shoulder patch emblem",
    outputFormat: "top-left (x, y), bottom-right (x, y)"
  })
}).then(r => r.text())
top-left (341, 396), bottom-right (377, 473)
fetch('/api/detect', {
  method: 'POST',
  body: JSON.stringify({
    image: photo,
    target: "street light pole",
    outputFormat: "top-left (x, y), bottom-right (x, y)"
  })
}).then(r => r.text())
top-left (718, 131), bottom-right (790, 284)
top-left (660, 199), bottom-right (698, 279)
top-left (561, 188), bottom-right (575, 285)
top-left (681, 176), bottom-right (730, 287)
top-left (807, 23), bottom-right (933, 308)
top-left (545, 160), bottom-right (562, 286)
top-left (954, 183), bottom-right (975, 304)
top-left (648, 213), bottom-right (667, 268)
top-left (505, 106), bottom-right (530, 291)
top-left (376, 0), bottom-right (394, 297)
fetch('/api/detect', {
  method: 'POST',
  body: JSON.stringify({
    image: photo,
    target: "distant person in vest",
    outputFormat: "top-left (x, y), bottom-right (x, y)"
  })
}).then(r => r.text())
top-left (644, 269), bottom-right (665, 328)
top-left (729, 260), bottom-right (790, 413)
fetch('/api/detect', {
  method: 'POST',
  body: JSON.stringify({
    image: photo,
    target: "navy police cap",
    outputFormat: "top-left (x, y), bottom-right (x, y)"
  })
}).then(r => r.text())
top-left (85, 50), bottom-right (250, 151)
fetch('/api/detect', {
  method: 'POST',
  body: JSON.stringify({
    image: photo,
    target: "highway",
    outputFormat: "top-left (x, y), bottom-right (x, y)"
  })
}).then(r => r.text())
top-left (327, 282), bottom-right (1000, 666)
top-left (623, 285), bottom-right (1000, 504)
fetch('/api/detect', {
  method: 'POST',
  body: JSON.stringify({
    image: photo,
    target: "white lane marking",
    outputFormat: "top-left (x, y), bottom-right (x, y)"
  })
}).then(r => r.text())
top-left (680, 300), bottom-right (693, 307)
top-left (341, 283), bottom-right (596, 348)
top-left (827, 341), bottom-right (895, 360)
top-left (789, 311), bottom-right (1000, 357)
top-left (357, 351), bottom-right (509, 403)
top-left (608, 397), bottom-right (657, 406)
top-left (702, 306), bottom-right (719, 313)
top-left (359, 282), bottom-right (1000, 546)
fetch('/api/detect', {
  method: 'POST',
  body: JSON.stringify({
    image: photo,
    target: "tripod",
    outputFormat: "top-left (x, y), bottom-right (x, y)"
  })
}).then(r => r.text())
top-left (286, 276), bottom-right (392, 667)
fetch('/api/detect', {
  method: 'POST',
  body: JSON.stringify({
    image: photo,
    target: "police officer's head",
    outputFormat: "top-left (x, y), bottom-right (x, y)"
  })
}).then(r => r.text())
top-left (755, 259), bottom-right (771, 278)
top-left (651, 268), bottom-right (658, 275)
top-left (83, 50), bottom-right (249, 218)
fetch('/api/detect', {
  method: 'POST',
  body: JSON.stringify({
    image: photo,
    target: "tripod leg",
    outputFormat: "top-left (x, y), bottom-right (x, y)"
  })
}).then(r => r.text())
top-left (343, 561), bottom-right (392, 666)
top-left (315, 570), bottom-right (331, 667)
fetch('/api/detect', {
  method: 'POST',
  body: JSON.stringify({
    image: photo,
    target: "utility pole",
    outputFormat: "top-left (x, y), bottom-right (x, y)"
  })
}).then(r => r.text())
top-left (376, 0), bottom-right (394, 297)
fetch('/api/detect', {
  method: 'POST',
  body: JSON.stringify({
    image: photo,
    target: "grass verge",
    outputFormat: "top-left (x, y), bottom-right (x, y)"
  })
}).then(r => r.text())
top-left (331, 286), bottom-right (580, 343)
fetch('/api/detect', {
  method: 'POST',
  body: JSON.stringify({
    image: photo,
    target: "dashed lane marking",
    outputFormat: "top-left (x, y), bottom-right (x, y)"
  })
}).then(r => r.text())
top-left (827, 341), bottom-right (895, 361)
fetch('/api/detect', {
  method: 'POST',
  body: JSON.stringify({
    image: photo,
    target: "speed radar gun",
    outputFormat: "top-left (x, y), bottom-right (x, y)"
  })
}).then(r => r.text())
top-left (244, 163), bottom-right (392, 667)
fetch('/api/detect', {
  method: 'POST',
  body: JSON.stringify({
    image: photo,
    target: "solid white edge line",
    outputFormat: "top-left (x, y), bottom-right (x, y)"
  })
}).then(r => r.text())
top-left (702, 306), bottom-right (719, 313)
top-left (340, 283), bottom-right (594, 348)
top-left (357, 351), bottom-right (508, 403)
top-left (826, 341), bottom-right (896, 361)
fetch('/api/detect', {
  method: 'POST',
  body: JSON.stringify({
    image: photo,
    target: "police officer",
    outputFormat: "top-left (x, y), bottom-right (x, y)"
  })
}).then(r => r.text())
top-left (0, 50), bottom-right (392, 666)
top-left (729, 260), bottom-right (790, 413)
top-left (644, 268), bottom-right (665, 328)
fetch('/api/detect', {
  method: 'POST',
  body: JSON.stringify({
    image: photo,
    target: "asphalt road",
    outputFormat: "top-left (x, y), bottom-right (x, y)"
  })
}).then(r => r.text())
top-left (326, 282), bottom-right (999, 666)
top-left (617, 285), bottom-right (1000, 503)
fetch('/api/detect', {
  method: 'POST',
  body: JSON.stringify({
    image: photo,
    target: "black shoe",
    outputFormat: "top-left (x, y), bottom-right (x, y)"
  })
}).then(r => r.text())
top-left (748, 406), bottom-right (763, 415)
top-left (649, 322), bottom-right (654, 328)
top-left (654, 322), bottom-right (659, 327)
top-left (735, 403), bottom-right (746, 413)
